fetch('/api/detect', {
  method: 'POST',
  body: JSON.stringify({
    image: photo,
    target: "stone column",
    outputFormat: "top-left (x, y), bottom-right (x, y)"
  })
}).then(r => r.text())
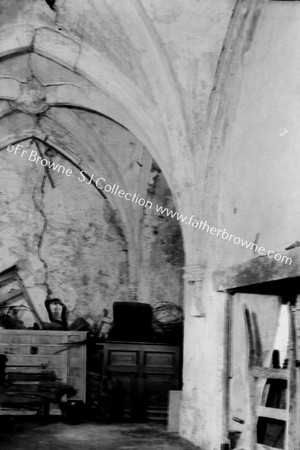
top-left (183, 264), bottom-right (206, 317)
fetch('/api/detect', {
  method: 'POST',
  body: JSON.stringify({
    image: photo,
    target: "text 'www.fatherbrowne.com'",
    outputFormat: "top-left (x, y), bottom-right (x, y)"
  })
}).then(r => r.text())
top-left (155, 205), bottom-right (292, 266)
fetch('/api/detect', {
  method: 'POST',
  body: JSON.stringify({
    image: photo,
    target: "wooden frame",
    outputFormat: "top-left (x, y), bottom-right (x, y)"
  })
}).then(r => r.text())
top-left (213, 248), bottom-right (300, 449)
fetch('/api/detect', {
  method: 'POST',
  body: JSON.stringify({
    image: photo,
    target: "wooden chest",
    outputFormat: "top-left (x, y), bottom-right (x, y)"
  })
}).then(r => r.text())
top-left (0, 330), bottom-right (87, 413)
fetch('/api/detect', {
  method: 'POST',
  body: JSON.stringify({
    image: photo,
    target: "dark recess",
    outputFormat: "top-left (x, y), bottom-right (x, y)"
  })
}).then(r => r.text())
top-left (44, 0), bottom-right (56, 11)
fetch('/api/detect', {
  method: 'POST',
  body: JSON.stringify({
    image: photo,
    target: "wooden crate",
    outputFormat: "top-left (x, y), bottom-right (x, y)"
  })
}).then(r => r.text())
top-left (0, 330), bottom-right (87, 414)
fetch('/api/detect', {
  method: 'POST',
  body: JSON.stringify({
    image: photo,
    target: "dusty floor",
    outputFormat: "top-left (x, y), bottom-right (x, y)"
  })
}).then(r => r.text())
top-left (0, 419), bottom-right (200, 450)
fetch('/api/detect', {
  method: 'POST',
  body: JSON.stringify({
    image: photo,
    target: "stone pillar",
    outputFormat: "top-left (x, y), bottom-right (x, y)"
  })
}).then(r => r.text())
top-left (180, 262), bottom-right (228, 448)
top-left (183, 264), bottom-right (206, 317)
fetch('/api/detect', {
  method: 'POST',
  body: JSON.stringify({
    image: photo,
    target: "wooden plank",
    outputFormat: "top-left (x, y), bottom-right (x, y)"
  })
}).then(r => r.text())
top-left (213, 247), bottom-right (299, 292)
top-left (15, 272), bottom-right (44, 329)
top-left (0, 330), bottom-right (69, 336)
top-left (244, 306), bottom-right (258, 450)
top-left (0, 344), bottom-right (70, 355)
top-left (67, 332), bottom-right (86, 402)
top-left (0, 394), bottom-right (40, 403)
top-left (257, 406), bottom-right (288, 421)
top-left (257, 445), bottom-right (279, 450)
top-left (287, 303), bottom-right (298, 450)
top-left (0, 409), bottom-right (37, 416)
top-left (0, 334), bottom-right (69, 345)
top-left (294, 298), bottom-right (300, 450)
top-left (4, 356), bottom-right (64, 365)
top-left (0, 289), bottom-right (23, 304)
top-left (0, 268), bottom-right (17, 284)
top-left (0, 266), bottom-right (43, 328)
top-left (6, 365), bottom-right (63, 371)
top-left (252, 367), bottom-right (288, 380)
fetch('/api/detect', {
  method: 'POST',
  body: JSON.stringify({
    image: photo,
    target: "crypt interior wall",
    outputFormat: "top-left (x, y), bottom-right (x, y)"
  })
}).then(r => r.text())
top-left (0, 0), bottom-right (236, 448)
top-left (1, 1), bottom-right (287, 449)
top-left (219, 2), bottom-right (300, 268)
top-left (0, 132), bottom-right (184, 324)
top-left (202, 3), bottom-right (300, 448)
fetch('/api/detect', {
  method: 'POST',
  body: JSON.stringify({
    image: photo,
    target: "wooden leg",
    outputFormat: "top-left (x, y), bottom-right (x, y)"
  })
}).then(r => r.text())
top-left (42, 399), bottom-right (50, 417)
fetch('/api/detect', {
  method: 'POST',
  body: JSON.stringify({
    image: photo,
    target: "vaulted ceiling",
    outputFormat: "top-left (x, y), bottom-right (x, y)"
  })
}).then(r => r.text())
top-left (0, 0), bottom-right (237, 264)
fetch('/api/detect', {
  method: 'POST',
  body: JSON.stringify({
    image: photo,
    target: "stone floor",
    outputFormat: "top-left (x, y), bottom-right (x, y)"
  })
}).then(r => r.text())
top-left (0, 419), bottom-right (200, 450)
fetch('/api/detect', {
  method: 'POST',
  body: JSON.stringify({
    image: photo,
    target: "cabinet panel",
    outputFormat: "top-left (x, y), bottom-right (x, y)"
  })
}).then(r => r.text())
top-left (97, 342), bottom-right (180, 421)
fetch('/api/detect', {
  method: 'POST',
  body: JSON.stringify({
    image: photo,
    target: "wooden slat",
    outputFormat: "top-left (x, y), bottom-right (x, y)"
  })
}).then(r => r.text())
top-left (15, 273), bottom-right (43, 329)
top-left (0, 266), bottom-right (43, 328)
top-left (0, 409), bottom-right (37, 416)
top-left (257, 444), bottom-right (279, 450)
top-left (242, 300), bottom-right (298, 449)
top-left (0, 289), bottom-right (23, 304)
top-left (0, 270), bottom-right (17, 284)
top-left (252, 366), bottom-right (288, 380)
top-left (213, 247), bottom-right (298, 292)
top-left (5, 356), bottom-right (64, 365)
top-left (7, 367), bottom-right (65, 376)
top-left (292, 298), bottom-right (300, 449)
top-left (0, 344), bottom-right (69, 355)
top-left (0, 334), bottom-right (68, 344)
top-left (0, 394), bottom-right (40, 403)
top-left (257, 406), bottom-right (288, 421)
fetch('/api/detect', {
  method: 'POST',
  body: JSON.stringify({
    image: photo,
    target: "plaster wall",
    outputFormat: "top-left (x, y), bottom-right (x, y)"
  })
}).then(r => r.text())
top-left (139, 165), bottom-right (184, 306)
top-left (220, 3), bottom-right (300, 267)
top-left (208, 3), bottom-right (300, 446)
top-left (0, 140), bottom-right (128, 323)
top-left (0, 126), bottom-right (183, 323)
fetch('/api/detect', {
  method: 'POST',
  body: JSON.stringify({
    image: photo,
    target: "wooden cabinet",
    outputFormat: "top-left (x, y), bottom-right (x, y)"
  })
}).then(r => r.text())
top-left (95, 342), bottom-right (180, 421)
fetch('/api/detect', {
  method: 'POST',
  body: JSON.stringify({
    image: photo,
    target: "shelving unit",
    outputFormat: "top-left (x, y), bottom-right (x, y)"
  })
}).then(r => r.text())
top-left (214, 247), bottom-right (300, 450)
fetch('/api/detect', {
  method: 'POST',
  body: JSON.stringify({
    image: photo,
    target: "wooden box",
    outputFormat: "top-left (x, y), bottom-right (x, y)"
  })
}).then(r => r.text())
top-left (0, 330), bottom-right (87, 414)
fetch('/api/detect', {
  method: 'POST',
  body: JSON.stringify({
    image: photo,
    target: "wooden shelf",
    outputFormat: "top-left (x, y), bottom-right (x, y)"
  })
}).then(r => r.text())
top-left (213, 247), bottom-right (300, 293)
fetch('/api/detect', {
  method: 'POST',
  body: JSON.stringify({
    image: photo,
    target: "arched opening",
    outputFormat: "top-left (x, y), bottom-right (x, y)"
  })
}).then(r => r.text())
top-left (0, 117), bottom-right (185, 422)
top-left (0, 17), bottom-right (193, 429)
top-left (0, 133), bottom-right (185, 321)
